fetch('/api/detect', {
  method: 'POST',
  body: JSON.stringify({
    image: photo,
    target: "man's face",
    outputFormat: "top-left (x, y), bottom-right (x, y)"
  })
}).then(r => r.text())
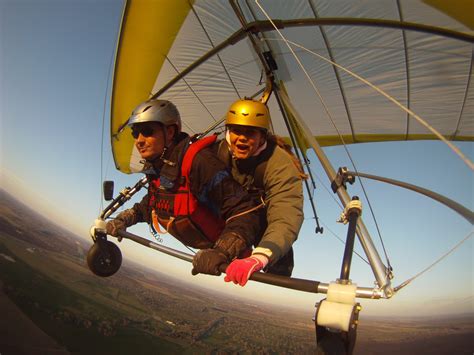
top-left (132, 122), bottom-right (174, 161)
top-left (228, 125), bottom-right (266, 160)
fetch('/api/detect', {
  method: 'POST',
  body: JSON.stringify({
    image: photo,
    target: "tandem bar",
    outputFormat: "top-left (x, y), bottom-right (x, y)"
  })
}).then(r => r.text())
top-left (116, 230), bottom-right (384, 299)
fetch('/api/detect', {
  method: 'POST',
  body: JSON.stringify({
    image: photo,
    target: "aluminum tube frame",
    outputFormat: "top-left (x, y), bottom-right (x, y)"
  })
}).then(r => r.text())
top-left (276, 88), bottom-right (394, 298)
top-left (346, 170), bottom-right (474, 224)
top-left (146, 18), bottom-right (473, 108)
top-left (116, 230), bottom-right (383, 299)
top-left (340, 204), bottom-right (360, 281)
top-left (99, 176), bottom-right (148, 220)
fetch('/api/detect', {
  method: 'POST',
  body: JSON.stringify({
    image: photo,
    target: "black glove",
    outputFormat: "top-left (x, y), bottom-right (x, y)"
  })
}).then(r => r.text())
top-left (214, 232), bottom-right (248, 260)
top-left (191, 232), bottom-right (249, 276)
top-left (192, 249), bottom-right (228, 276)
top-left (106, 219), bottom-right (126, 237)
top-left (106, 209), bottom-right (138, 236)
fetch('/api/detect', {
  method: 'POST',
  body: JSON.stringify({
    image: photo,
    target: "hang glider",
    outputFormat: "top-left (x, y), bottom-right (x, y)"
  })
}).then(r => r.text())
top-left (90, 1), bottom-right (473, 353)
top-left (110, 0), bottom-right (473, 173)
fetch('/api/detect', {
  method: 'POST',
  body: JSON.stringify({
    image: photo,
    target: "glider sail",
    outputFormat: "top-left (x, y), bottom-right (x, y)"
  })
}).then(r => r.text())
top-left (110, 0), bottom-right (193, 173)
top-left (110, 0), bottom-right (473, 174)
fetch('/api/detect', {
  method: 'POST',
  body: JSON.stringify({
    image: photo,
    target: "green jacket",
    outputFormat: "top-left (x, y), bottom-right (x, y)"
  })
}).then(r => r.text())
top-left (217, 139), bottom-right (304, 265)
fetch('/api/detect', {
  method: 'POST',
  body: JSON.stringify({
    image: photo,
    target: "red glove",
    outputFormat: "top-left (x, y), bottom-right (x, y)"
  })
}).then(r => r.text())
top-left (224, 254), bottom-right (269, 287)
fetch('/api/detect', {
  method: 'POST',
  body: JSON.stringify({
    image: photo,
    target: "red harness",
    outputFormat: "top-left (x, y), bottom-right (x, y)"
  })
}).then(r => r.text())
top-left (148, 135), bottom-right (225, 249)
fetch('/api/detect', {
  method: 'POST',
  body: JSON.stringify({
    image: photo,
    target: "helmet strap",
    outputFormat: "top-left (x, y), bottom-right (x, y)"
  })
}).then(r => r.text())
top-left (159, 145), bottom-right (177, 167)
top-left (252, 140), bottom-right (267, 157)
top-left (160, 146), bottom-right (168, 160)
top-left (225, 128), bottom-right (231, 147)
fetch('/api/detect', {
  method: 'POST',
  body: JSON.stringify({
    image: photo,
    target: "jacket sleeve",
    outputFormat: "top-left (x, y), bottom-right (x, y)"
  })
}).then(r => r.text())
top-left (253, 146), bottom-right (304, 264)
top-left (189, 148), bottom-right (261, 249)
top-left (128, 191), bottom-right (151, 225)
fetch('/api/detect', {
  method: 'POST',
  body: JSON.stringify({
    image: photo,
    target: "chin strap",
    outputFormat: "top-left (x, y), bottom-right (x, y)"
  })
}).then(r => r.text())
top-left (159, 144), bottom-right (179, 167)
top-left (159, 126), bottom-right (179, 167)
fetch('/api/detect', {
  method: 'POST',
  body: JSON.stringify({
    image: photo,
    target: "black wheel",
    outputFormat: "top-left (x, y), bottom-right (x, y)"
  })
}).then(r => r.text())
top-left (316, 330), bottom-right (347, 355)
top-left (87, 241), bottom-right (122, 277)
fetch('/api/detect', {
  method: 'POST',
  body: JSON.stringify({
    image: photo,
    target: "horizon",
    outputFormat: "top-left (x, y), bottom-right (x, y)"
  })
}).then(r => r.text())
top-left (1, 0), bottom-right (472, 321)
top-left (1, 185), bottom-right (472, 321)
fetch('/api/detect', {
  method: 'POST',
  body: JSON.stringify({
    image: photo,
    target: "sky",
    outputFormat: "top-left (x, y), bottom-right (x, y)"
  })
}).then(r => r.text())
top-left (1, 0), bottom-right (472, 319)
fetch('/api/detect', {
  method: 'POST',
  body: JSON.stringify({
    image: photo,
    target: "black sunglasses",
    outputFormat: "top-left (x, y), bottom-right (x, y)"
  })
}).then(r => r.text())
top-left (228, 125), bottom-right (265, 136)
top-left (131, 125), bottom-right (155, 139)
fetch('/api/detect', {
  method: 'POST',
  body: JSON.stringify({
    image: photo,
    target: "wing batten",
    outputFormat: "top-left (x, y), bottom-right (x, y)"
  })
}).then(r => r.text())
top-left (451, 50), bottom-right (474, 140)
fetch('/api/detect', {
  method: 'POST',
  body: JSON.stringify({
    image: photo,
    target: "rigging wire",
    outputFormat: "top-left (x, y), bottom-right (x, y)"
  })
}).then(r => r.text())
top-left (156, 55), bottom-right (265, 134)
top-left (308, 0), bottom-right (357, 143)
top-left (164, 55), bottom-right (216, 132)
top-left (99, 98), bottom-right (106, 213)
top-left (161, 57), bottom-right (271, 137)
top-left (255, 0), bottom-right (392, 268)
top-left (152, 1), bottom-right (245, 134)
top-left (319, 219), bottom-right (370, 265)
top-left (247, 0), bottom-right (344, 219)
top-left (394, 231), bottom-right (473, 293)
top-left (308, 162), bottom-right (344, 210)
top-left (238, 0), bottom-right (324, 232)
top-left (302, 215), bottom-right (370, 266)
top-left (281, 39), bottom-right (474, 172)
top-left (99, 29), bottom-right (117, 214)
top-left (189, 1), bottom-right (242, 99)
top-left (272, 36), bottom-right (474, 268)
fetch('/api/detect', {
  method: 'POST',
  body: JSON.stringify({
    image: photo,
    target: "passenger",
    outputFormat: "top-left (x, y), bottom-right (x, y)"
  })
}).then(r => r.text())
top-left (106, 99), bottom-right (262, 277)
top-left (215, 98), bottom-right (305, 286)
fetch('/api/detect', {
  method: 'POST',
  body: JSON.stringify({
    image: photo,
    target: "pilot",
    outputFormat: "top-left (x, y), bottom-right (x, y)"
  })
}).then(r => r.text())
top-left (214, 98), bottom-right (305, 286)
top-left (106, 99), bottom-right (262, 278)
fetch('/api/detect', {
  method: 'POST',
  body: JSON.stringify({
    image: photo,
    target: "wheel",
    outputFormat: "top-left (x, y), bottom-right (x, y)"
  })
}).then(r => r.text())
top-left (316, 330), bottom-right (347, 355)
top-left (87, 241), bottom-right (122, 277)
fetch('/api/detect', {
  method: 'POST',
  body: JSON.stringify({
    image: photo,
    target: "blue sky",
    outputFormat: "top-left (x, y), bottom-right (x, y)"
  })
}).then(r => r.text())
top-left (1, 0), bottom-right (472, 318)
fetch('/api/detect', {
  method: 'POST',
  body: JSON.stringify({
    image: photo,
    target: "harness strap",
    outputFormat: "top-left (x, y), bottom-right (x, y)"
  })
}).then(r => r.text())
top-left (216, 139), bottom-right (231, 168)
top-left (181, 135), bottom-right (218, 178)
top-left (151, 210), bottom-right (173, 234)
top-left (173, 135), bottom-right (218, 217)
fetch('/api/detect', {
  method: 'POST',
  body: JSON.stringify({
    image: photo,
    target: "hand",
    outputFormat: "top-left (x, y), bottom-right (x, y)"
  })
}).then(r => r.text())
top-left (213, 232), bottom-right (248, 259)
top-left (106, 209), bottom-right (138, 237)
top-left (224, 254), bottom-right (269, 286)
top-left (192, 249), bottom-right (228, 276)
top-left (106, 219), bottom-right (126, 237)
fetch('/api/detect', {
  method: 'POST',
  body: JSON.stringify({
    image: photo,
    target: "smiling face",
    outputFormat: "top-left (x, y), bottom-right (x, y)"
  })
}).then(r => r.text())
top-left (228, 125), bottom-right (266, 160)
top-left (132, 122), bottom-right (175, 161)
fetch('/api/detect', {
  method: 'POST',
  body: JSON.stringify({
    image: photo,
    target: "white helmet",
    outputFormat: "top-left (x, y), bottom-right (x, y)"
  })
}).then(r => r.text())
top-left (128, 99), bottom-right (181, 133)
